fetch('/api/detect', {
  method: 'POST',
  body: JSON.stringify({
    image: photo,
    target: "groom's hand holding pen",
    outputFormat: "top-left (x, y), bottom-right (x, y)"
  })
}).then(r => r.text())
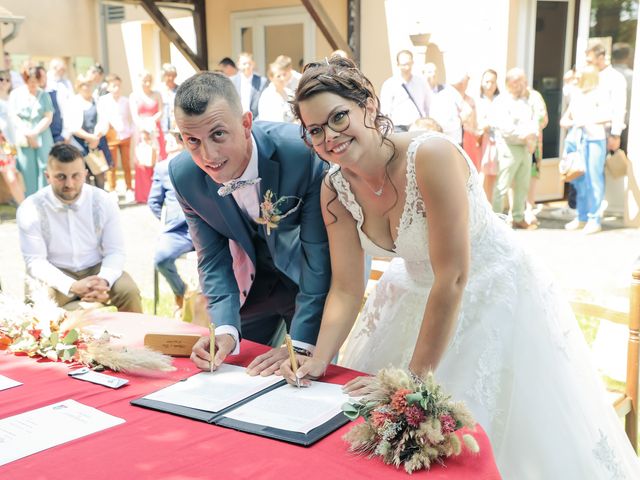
top-left (190, 329), bottom-right (237, 371)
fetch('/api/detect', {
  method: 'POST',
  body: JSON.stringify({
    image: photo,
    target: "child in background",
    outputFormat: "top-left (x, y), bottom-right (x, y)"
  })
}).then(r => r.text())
top-left (134, 126), bottom-right (158, 203)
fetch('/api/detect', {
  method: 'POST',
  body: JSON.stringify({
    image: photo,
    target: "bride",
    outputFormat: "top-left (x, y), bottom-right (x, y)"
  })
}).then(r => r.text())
top-left (280, 57), bottom-right (640, 479)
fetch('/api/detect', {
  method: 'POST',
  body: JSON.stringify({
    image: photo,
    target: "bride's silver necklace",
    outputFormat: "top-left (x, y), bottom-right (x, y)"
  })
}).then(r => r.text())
top-left (363, 174), bottom-right (387, 197)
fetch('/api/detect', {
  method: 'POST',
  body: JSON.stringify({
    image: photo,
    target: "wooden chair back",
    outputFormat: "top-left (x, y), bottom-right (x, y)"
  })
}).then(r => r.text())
top-left (569, 269), bottom-right (640, 452)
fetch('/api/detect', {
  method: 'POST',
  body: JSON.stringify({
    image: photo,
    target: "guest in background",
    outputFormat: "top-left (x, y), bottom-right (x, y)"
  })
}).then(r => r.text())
top-left (430, 69), bottom-right (472, 146)
top-left (611, 42), bottom-right (633, 152)
top-left (0, 69), bottom-right (25, 205)
top-left (130, 70), bottom-right (166, 203)
top-left (9, 65), bottom-right (53, 196)
top-left (46, 58), bottom-right (73, 117)
top-left (3, 52), bottom-right (24, 89)
top-left (586, 43), bottom-right (627, 155)
top-left (99, 74), bottom-right (134, 202)
top-left (274, 55), bottom-right (302, 92)
top-left (257, 62), bottom-right (296, 123)
top-left (148, 131), bottom-right (194, 312)
top-left (379, 50), bottom-right (431, 132)
top-left (231, 52), bottom-right (268, 119)
top-left (160, 63), bottom-right (179, 134)
top-left (476, 69), bottom-right (500, 202)
top-left (37, 66), bottom-right (68, 144)
top-left (218, 57), bottom-right (238, 77)
top-left (67, 73), bottom-right (112, 190)
top-left (491, 67), bottom-right (538, 230)
top-left (424, 62), bottom-right (444, 94)
top-left (17, 143), bottom-right (142, 312)
top-left (560, 65), bottom-right (610, 235)
top-left (524, 77), bottom-right (548, 225)
top-left (461, 91), bottom-right (481, 171)
top-left (87, 63), bottom-right (107, 100)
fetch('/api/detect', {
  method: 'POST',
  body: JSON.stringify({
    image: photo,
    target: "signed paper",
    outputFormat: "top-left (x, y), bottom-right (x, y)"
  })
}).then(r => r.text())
top-left (0, 399), bottom-right (125, 466)
top-left (0, 374), bottom-right (22, 391)
top-left (223, 381), bottom-right (349, 433)
top-left (143, 364), bottom-right (282, 413)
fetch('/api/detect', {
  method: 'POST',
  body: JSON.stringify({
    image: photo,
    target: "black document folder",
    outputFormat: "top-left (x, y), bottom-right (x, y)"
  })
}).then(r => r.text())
top-left (131, 376), bottom-right (349, 447)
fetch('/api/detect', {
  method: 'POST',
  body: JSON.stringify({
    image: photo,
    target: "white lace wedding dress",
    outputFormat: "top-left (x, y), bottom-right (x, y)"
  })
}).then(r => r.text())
top-left (334, 132), bottom-right (640, 479)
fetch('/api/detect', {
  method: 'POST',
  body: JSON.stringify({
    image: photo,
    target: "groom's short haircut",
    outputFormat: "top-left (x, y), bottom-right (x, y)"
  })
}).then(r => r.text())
top-left (175, 71), bottom-right (242, 116)
top-left (48, 143), bottom-right (83, 164)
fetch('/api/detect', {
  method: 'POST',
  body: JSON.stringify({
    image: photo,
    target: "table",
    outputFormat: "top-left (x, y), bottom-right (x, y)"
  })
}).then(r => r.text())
top-left (0, 312), bottom-right (501, 479)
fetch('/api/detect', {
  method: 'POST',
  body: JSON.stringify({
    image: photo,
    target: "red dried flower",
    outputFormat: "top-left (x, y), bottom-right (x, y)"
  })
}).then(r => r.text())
top-left (405, 404), bottom-right (426, 427)
top-left (371, 409), bottom-right (394, 429)
top-left (390, 388), bottom-right (412, 413)
top-left (440, 414), bottom-right (456, 434)
top-left (28, 328), bottom-right (42, 340)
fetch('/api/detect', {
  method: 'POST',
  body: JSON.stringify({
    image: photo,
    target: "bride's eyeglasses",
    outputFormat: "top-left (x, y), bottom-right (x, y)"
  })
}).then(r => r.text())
top-left (301, 110), bottom-right (351, 147)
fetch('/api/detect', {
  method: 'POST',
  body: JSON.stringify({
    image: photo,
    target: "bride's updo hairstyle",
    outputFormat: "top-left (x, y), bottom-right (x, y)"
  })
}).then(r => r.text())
top-left (292, 56), bottom-right (393, 139)
top-left (292, 56), bottom-right (398, 221)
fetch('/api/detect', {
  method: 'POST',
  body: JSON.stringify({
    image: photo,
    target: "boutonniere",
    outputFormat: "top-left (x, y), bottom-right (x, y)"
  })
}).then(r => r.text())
top-left (255, 190), bottom-right (302, 235)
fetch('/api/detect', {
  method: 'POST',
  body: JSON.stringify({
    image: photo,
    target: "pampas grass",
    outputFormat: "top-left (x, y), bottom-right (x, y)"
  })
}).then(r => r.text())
top-left (79, 341), bottom-right (175, 372)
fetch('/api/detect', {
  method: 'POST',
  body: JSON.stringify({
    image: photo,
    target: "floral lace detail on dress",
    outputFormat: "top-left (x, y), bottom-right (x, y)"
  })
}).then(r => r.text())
top-left (594, 430), bottom-right (626, 479)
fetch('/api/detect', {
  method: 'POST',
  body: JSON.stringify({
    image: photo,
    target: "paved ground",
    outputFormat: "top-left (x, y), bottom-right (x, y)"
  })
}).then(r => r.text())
top-left (1, 201), bottom-right (638, 311)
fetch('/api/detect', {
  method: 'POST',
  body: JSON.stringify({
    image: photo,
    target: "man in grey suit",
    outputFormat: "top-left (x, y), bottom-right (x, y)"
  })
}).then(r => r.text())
top-left (231, 52), bottom-right (268, 119)
top-left (170, 72), bottom-right (331, 375)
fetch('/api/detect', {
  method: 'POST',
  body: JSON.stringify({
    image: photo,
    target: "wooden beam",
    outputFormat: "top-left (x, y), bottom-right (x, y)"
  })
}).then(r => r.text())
top-left (192, 0), bottom-right (207, 69)
top-left (347, 0), bottom-right (360, 65)
top-left (301, 0), bottom-right (353, 58)
top-left (139, 0), bottom-right (207, 71)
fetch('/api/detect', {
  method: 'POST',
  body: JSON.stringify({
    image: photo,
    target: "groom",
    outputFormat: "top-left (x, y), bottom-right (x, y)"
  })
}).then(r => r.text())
top-left (170, 72), bottom-right (331, 375)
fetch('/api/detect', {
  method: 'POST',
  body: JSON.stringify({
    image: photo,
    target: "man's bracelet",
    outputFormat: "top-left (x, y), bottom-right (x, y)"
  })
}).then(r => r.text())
top-left (293, 346), bottom-right (312, 357)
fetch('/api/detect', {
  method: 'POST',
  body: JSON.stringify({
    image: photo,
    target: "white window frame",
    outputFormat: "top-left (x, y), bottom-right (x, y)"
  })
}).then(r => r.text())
top-left (230, 6), bottom-right (316, 76)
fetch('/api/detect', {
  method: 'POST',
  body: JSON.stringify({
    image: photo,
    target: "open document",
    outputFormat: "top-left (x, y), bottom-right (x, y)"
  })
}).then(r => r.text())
top-left (0, 374), bottom-right (22, 392)
top-left (143, 364), bottom-right (282, 413)
top-left (0, 399), bottom-right (125, 466)
top-left (132, 368), bottom-right (349, 446)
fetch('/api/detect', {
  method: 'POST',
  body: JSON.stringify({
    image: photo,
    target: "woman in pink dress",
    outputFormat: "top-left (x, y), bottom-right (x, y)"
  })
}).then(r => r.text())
top-left (130, 71), bottom-right (166, 203)
top-left (476, 69), bottom-right (500, 202)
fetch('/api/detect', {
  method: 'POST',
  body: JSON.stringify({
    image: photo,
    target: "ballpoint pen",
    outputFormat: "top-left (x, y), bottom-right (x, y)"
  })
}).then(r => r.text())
top-left (209, 322), bottom-right (216, 373)
top-left (284, 334), bottom-right (300, 388)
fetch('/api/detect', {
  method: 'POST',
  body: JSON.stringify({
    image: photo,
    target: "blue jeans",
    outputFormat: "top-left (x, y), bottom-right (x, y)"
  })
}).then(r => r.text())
top-left (571, 139), bottom-right (606, 224)
top-left (154, 230), bottom-right (194, 297)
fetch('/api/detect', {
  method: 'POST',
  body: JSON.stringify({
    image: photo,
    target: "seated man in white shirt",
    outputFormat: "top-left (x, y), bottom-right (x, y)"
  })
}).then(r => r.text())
top-left (17, 143), bottom-right (142, 312)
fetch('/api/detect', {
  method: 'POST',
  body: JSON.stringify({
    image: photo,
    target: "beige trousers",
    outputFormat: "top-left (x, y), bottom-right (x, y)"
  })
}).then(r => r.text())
top-left (49, 264), bottom-right (142, 313)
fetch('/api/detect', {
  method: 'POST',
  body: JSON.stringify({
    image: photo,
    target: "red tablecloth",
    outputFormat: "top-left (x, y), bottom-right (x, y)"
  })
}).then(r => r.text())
top-left (0, 313), bottom-right (501, 480)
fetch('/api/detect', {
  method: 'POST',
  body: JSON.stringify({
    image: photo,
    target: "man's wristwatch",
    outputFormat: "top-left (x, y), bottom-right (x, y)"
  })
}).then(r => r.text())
top-left (293, 346), bottom-right (312, 357)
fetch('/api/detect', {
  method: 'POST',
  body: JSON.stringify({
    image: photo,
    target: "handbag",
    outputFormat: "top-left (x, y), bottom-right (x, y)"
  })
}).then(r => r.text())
top-left (559, 150), bottom-right (585, 182)
top-left (606, 149), bottom-right (628, 178)
top-left (84, 149), bottom-right (110, 175)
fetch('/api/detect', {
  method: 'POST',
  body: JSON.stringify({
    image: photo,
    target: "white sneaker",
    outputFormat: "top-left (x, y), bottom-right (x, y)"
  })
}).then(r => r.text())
top-left (551, 206), bottom-right (577, 220)
top-left (124, 189), bottom-right (135, 204)
top-left (582, 221), bottom-right (602, 235)
top-left (565, 219), bottom-right (586, 231)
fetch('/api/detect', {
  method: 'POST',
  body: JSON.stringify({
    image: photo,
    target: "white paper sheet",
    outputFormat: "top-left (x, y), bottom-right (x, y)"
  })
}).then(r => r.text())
top-left (143, 364), bottom-right (282, 413)
top-left (0, 374), bottom-right (22, 391)
top-left (0, 399), bottom-right (125, 466)
top-left (223, 381), bottom-right (349, 434)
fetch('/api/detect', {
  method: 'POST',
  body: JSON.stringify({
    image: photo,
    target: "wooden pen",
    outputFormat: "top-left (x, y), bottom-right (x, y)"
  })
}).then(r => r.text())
top-left (284, 334), bottom-right (300, 388)
top-left (209, 322), bottom-right (216, 373)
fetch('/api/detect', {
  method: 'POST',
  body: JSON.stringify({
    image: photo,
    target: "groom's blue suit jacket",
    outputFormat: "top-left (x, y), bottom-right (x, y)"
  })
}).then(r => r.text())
top-left (169, 121), bottom-right (331, 345)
